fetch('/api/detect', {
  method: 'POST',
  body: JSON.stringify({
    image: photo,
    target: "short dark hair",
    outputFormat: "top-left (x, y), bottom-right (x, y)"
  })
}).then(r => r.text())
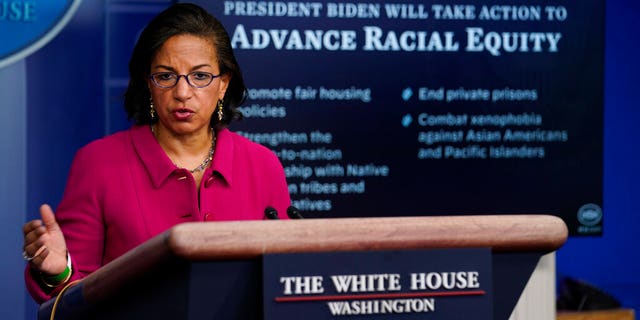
top-left (124, 3), bottom-right (245, 129)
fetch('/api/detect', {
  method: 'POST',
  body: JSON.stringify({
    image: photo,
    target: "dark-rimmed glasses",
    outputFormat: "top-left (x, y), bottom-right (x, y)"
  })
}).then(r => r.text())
top-left (149, 71), bottom-right (220, 88)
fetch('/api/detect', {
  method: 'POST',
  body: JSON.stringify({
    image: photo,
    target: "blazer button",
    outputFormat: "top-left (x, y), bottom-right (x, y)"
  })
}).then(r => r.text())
top-left (204, 176), bottom-right (215, 188)
top-left (203, 212), bottom-right (211, 221)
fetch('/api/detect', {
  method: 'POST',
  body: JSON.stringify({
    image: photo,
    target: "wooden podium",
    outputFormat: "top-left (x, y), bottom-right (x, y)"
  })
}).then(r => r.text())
top-left (38, 215), bottom-right (567, 320)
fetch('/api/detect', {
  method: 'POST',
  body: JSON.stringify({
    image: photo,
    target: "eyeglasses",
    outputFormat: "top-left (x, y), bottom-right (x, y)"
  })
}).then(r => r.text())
top-left (149, 71), bottom-right (221, 88)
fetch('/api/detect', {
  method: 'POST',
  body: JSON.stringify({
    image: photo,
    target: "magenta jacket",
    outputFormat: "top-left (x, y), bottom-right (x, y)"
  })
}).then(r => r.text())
top-left (26, 125), bottom-right (290, 303)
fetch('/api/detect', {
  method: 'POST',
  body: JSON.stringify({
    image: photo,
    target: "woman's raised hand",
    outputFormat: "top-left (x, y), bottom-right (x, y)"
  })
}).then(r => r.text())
top-left (22, 204), bottom-right (68, 275)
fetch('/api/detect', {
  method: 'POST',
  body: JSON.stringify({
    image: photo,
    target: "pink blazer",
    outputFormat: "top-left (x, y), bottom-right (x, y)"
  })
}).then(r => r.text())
top-left (26, 125), bottom-right (290, 303)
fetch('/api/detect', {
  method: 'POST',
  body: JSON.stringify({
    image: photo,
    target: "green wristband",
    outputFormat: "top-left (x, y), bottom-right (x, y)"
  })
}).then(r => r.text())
top-left (40, 251), bottom-right (73, 287)
top-left (44, 266), bottom-right (70, 283)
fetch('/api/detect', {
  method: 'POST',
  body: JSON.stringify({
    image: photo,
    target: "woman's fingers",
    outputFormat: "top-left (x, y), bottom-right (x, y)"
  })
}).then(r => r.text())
top-left (28, 245), bottom-right (50, 266)
top-left (23, 220), bottom-right (44, 252)
top-left (22, 219), bottom-right (43, 235)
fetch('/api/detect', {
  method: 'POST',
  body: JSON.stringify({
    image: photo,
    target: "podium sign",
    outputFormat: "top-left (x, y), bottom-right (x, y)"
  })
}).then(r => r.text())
top-left (263, 248), bottom-right (492, 319)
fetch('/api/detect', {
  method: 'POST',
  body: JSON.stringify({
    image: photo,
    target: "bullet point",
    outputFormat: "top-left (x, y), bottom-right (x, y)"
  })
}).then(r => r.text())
top-left (402, 87), bottom-right (413, 101)
top-left (401, 114), bottom-right (413, 128)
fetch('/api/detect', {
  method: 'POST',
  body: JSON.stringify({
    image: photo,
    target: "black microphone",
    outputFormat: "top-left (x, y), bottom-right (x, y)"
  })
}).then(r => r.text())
top-left (287, 206), bottom-right (304, 219)
top-left (264, 206), bottom-right (279, 220)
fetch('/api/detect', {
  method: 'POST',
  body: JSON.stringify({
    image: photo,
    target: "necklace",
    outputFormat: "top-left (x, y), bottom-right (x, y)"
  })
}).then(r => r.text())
top-left (151, 125), bottom-right (216, 173)
top-left (190, 135), bottom-right (216, 173)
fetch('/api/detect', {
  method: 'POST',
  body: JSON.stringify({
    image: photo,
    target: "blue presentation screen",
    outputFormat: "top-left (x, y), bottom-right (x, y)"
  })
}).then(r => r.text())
top-left (188, 0), bottom-right (604, 236)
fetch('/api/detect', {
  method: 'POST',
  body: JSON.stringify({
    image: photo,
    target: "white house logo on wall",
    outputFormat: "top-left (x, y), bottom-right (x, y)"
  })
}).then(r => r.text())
top-left (0, 1), bottom-right (82, 69)
top-left (577, 203), bottom-right (603, 235)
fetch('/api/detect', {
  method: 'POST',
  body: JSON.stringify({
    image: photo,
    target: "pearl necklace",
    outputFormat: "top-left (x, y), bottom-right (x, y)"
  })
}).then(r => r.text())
top-left (152, 125), bottom-right (216, 173)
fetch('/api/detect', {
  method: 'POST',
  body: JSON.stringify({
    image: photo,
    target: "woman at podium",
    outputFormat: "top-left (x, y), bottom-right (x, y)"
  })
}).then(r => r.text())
top-left (21, 3), bottom-right (290, 304)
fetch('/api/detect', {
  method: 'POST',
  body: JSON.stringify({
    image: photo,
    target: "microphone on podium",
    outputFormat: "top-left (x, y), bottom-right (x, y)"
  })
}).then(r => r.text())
top-left (264, 206), bottom-right (279, 220)
top-left (286, 206), bottom-right (304, 219)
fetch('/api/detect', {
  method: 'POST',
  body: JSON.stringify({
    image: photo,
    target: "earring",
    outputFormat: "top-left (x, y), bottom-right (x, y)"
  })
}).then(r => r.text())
top-left (149, 98), bottom-right (156, 120)
top-left (217, 99), bottom-right (224, 122)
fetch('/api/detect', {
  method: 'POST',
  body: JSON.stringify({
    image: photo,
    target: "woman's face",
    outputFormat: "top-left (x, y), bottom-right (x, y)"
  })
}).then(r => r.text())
top-left (148, 34), bottom-right (229, 137)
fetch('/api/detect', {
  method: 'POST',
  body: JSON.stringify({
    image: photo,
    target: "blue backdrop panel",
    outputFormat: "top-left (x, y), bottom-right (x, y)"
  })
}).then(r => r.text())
top-left (0, 61), bottom-right (28, 320)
